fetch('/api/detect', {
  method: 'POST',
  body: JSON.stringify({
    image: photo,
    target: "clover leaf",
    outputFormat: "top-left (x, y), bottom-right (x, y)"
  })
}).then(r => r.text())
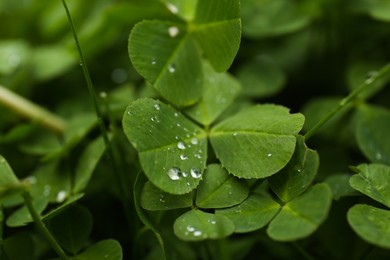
top-left (210, 104), bottom-right (305, 178)
top-left (123, 98), bottom-right (207, 194)
top-left (267, 183), bottom-right (332, 241)
top-left (216, 193), bottom-right (280, 233)
top-left (129, 0), bottom-right (241, 106)
top-left (173, 209), bottom-right (235, 241)
top-left (268, 135), bottom-right (319, 202)
top-left (349, 163), bottom-right (390, 208)
top-left (195, 164), bottom-right (249, 209)
top-left (348, 204), bottom-right (390, 249)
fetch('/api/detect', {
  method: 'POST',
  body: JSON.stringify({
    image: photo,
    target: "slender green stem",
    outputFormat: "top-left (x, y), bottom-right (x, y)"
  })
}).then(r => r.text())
top-left (61, 0), bottom-right (132, 227)
top-left (22, 191), bottom-right (69, 259)
top-left (0, 85), bottom-right (66, 134)
top-left (304, 63), bottom-right (390, 140)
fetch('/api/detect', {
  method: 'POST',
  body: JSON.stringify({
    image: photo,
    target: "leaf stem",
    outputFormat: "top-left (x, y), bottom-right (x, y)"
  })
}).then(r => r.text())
top-left (304, 63), bottom-right (390, 140)
top-left (61, 0), bottom-right (133, 231)
top-left (22, 191), bottom-right (69, 259)
top-left (0, 85), bottom-right (66, 134)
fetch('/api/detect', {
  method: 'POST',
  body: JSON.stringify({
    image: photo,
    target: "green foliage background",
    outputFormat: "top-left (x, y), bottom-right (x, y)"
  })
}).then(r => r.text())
top-left (0, 0), bottom-right (390, 259)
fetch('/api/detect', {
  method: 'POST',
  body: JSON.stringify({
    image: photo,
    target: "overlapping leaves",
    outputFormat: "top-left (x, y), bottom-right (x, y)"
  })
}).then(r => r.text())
top-left (348, 163), bottom-right (390, 249)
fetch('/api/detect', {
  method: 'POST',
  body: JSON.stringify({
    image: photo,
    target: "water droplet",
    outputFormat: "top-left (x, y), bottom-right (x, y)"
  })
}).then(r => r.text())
top-left (151, 116), bottom-right (156, 122)
top-left (159, 195), bottom-right (165, 203)
top-left (174, 112), bottom-right (179, 117)
top-left (176, 123), bottom-right (181, 127)
top-left (190, 137), bottom-right (198, 145)
top-left (180, 154), bottom-right (188, 160)
top-left (194, 230), bottom-right (202, 237)
top-left (151, 59), bottom-right (157, 65)
top-left (127, 111), bottom-right (132, 115)
top-left (175, 136), bottom-right (179, 140)
top-left (168, 26), bottom-right (179, 37)
top-left (233, 132), bottom-right (238, 136)
top-left (169, 64), bottom-right (176, 73)
top-left (56, 190), bottom-right (67, 203)
top-left (177, 142), bottom-right (186, 150)
top-left (154, 103), bottom-right (161, 110)
top-left (168, 167), bottom-right (181, 180)
top-left (186, 181), bottom-right (191, 186)
top-left (365, 71), bottom-right (378, 84)
top-left (187, 226), bottom-right (195, 232)
top-left (194, 153), bottom-right (202, 159)
top-left (99, 92), bottom-right (107, 98)
top-left (25, 176), bottom-right (37, 184)
top-left (209, 220), bottom-right (217, 224)
top-left (190, 168), bottom-right (202, 178)
top-left (182, 171), bottom-right (188, 177)
top-left (166, 3), bottom-right (178, 14)
top-left (267, 153), bottom-right (272, 157)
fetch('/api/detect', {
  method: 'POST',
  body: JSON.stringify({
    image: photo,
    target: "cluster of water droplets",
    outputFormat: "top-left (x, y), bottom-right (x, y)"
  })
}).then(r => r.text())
top-left (185, 225), bottom-right (204, 238)
top-left (167, 167), bottom-right (202, 181)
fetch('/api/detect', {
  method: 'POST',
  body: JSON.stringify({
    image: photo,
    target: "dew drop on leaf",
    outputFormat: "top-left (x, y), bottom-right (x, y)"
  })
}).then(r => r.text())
top-left (190, 168), bottom-right (202, 178)
top-left (168, 26), bottom-right (179, 37)
top-left (169, 64), bottom-right (176, 73)
top-left (154, 103), bottom-right (161, 110)
top-left (267, 153), bottom-right (272, 157)
top-left (180, 154), bottom-right (188, 160)
top-left (166, 3), bottom-right (178, 14)
top-left (56, 190), bottom-right (67, 203)
top-left (151, 59), bottom-right (157, 65)
top-left (194, 230), bottom-right (203, 237)
top-left (182, 171), bottom-right (188, 177)
top-left (365, 71), bottom-right (378, 84)
top-left (168, 167), bottom-right (181, 180)
top-left (190, 137), bottom-right (198, 145)
top-left (174, 112), bottom-right (179, 117)
top-left (177, 141), bottom-right (186, 150)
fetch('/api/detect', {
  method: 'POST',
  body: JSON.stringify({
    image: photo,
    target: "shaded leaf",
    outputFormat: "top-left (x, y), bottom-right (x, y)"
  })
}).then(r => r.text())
top-left (268, 135), bottom-right (319, 202)
top-left (42, 193), bottom-right (84, 221)
top-left (6, 196), bottom-right (48, 227)
top-left (72, 239), bottom-right (123, 260)
top-left (347, 61), bottom-right (389, 99)
top-left (210, 104), bottom-right (304, 178)
top-left (349, 163), bottom-right (390, 207)
top-left (237, 56), bottom-right (285, 98)
top-left (184, 62), bottom-right (241, 126)
top-left (355, 105), bottom-right (390, 165)
top-left (216, 193), bottom-right (280, 233)
top-left (47, 205), bottom-right (93, 255)
top-left (140, 181), bottom-right (192, 211)
top-left (196, 164), bottom-right (249, 209)
top-left (0, 155), bottom-right (24, 200)
top-left (4, 233), bottom-right (34, 260)
top-left (241, 0), bottom-right (310, 38)
top-left (73, 136), bottom-right (107, 194)
top-left (325, 174), bottom-right (358, 200)
top-left (348, 204), bottom-right (390, 249)
top-left (123, 98), bottom-right (207, 194)
top-left (174, 209), bottom-right (234, 241)
top-left (267, 183), bottom-right (332, 241)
